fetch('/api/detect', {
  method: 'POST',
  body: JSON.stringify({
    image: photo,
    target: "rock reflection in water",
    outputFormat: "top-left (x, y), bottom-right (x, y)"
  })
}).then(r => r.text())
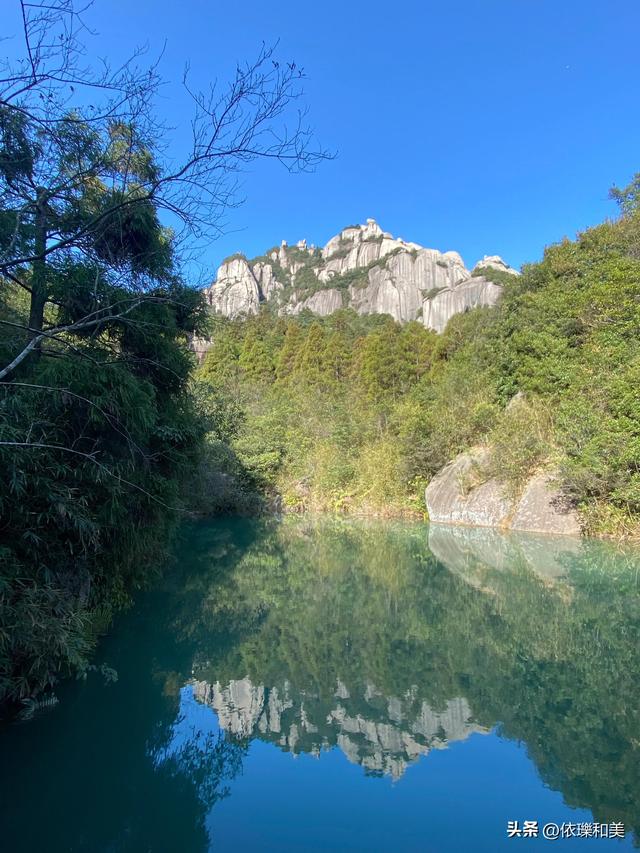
top-left (177, 515), bottom-right (640, 845)
top-left (194, 677), bottom-right (486, 779)
top-left (427, 522), bottom-right (584, 584)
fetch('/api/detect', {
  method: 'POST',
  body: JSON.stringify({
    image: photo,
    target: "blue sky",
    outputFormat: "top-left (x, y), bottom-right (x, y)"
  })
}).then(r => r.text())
top-left (3, 0), bottom-right (640, 278)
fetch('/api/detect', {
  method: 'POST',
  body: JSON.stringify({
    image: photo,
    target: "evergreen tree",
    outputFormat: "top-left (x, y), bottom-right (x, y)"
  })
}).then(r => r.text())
top-left (356, 322), bottom-right (409, 400)
top-left (297, 322), bottom-right (327, 384)
top-left (199, 324), bottom-right (242, 387)
top-left (398, 322), bottom-right (436, 382)
top-left (323, 330), bottom-right (352, 382)
top-left (276, 321), bottom-right (305, 381)
top-left (239, 332), bottom-right (275, 382)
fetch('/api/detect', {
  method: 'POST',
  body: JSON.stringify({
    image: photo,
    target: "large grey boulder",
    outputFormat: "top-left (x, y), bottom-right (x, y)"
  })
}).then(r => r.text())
top-left (424, 449), bottom-right (512, 528)
top-left (425, 448), bottom-right (581, 537)
top-left (510, 473), bottom-right (581, 536)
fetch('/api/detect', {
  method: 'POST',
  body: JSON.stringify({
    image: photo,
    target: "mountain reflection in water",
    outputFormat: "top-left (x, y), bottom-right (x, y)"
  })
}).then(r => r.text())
top-left (193, 678), bottom-right (486, 780)
top-left (1, 515), bottom-right (639, 852)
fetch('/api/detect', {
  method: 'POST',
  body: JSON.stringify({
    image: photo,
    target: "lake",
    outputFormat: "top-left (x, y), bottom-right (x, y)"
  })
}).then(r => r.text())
top-left (1, 515), bottom-right (639, 851)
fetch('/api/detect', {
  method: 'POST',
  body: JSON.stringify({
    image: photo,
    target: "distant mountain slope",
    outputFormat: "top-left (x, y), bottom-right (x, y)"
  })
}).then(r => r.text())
top-left (203, 219), bottom-right (517, 332)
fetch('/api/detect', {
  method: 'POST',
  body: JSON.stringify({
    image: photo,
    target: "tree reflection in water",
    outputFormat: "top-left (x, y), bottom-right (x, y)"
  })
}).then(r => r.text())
top-left (183, 517), bottom-right (640, 840)
top-left (1, 515), bottom-right (639, 851)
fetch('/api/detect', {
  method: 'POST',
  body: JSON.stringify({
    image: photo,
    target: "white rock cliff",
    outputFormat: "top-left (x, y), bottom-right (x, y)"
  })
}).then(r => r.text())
top-left (203, 219), bottom-right (517, 333)
top-left (424, 447), bottom-right (581, 537)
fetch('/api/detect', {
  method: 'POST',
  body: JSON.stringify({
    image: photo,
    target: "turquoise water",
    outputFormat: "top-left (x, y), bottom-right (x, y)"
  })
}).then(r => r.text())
top-left (1, 516), bottom-right (639, 851)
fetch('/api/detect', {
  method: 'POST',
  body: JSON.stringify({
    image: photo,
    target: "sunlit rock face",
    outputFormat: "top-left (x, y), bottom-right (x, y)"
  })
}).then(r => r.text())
top-left (424, 448), bottom-right (581, 536)
top-left (286, 287), bottom-right (343, 317)
top-left (192, 677), bottom-right (486, 780)
top-left (474, 255), bottom-right (518, 276)
top-left (422, 276), bottom-right (503, 333)
top-left (206, 257), bottom-right (261, 319)
top-left (202, 219), bottom-right (517, 332)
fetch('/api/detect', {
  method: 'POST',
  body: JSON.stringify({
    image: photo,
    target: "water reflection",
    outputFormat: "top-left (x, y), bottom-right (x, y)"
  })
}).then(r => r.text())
top-left (194, 678), bottom-right (486, 780)
top-left (183, 517), bottom-right (640, 838)
top-left (427, 522), bottom-right (583, 581)
top-left (1, 516), bottom-right (639, 851)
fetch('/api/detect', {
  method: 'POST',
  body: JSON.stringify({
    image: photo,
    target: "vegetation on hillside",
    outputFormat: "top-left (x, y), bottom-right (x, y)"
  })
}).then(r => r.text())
top-left (197, 311), bottom-right (438, 515)
top-left (196, 177), bottom-right (640, 536)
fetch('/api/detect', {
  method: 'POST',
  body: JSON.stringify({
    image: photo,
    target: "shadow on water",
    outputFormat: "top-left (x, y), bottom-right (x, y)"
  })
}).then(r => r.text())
top-left (1, 515), bottom-right (640, 851)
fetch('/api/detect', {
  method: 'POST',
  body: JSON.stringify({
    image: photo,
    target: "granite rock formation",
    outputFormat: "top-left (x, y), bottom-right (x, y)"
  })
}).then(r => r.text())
top-left (424, 448), bottom-right (581, 536)
top-left (203, 219), bottom-right (517, 333)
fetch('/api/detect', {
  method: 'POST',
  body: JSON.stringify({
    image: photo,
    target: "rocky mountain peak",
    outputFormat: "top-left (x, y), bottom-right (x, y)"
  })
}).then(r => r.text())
top-left (473, 255), bottom-right (519, 276)
top-left (202, 220), bottom-right (517, 336)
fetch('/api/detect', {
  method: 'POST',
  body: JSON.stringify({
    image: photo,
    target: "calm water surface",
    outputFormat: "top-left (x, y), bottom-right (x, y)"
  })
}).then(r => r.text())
top-left (1, 516), bottom-right (639, 852)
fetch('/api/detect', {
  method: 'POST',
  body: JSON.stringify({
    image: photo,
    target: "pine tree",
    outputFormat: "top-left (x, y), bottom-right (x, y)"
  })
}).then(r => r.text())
top-left (398, 322), bottom-right (436, 383)
top-left (276, 322), bottom-right (305, 381)
top-left (239, 331), bottom-right (274, 382)
top-left (324, 330), bottom-right (352, 382)
top-left (297, 322), bottom-right (327, 384)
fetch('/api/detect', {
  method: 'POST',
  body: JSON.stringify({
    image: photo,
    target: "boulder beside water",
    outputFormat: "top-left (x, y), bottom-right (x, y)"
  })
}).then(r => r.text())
top-left (425, 448), bottom-right (581, 537)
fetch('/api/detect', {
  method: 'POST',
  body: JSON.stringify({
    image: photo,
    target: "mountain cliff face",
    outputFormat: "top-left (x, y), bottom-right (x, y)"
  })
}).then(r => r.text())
top-left (203, 219), bottom-right (518, 332)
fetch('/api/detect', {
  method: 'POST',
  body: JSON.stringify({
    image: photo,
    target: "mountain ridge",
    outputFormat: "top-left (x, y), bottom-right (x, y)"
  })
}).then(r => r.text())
top-left (203, 218), bottom-right (518, 332)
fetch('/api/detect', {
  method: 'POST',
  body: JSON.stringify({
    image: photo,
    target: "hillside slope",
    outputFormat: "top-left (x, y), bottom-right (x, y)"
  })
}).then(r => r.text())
top-left (196, 177), bottom-right (640, 538)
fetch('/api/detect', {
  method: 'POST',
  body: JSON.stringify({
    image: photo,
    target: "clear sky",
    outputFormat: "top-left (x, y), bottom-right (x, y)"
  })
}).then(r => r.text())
top-left (3, 0), bottom-right (640, 279)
